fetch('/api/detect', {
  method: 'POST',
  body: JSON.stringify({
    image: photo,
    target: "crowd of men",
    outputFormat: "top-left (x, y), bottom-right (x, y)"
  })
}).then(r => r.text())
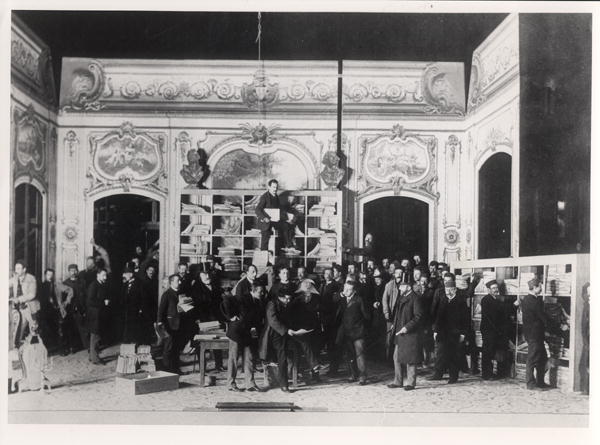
top-left (9, 245), bottom-right (556, 393)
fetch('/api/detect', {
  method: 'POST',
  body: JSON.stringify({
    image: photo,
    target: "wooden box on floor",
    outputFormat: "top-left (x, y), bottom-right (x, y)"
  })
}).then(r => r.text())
top-left (115, 371), bottom-right (179, 395)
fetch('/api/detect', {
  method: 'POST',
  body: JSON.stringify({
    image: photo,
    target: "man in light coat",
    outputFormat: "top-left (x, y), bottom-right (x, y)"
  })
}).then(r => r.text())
top-left (9, 260), bottom-right (39, 348)
top-left (381, 267), bottom-right (404, 358)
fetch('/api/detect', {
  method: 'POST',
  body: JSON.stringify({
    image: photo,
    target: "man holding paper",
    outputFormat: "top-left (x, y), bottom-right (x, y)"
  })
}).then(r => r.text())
top-left (255, 179), bottom-right (297, 251)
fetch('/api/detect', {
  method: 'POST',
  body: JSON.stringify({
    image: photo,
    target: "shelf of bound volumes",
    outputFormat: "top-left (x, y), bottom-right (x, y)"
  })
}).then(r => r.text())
top-left (178, 189), bottom-right (343, 278)
top-left (453, 254), bottom-right (589, 392)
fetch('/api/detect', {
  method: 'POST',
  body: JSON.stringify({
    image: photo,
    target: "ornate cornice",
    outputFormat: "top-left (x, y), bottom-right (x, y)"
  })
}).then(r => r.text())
top-left (59, 59), bottom-right (339, 113)
top-left (343, 61), bottom-right (465, 117)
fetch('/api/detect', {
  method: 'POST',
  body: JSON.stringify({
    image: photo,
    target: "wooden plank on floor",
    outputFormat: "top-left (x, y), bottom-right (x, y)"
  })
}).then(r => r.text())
top-left (215, 402), bottom-right (295, 412)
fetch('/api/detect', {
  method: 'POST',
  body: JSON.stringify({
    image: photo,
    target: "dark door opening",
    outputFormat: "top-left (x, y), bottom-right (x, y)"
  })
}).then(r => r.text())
top-left (93, 194), bottom-right (160, 276)
top-left (363, 196), bottom-right (429, 263)
top-left (478, 152), bottom-right (511, 259)
top-left (14, 183), bottom-right (44, 278)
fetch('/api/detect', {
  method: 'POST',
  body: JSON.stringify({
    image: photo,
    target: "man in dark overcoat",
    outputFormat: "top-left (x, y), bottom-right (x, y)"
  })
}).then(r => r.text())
top-left (121, 264), bottom-right (144, 344)
top-left (191, 270), bottom-right (225, 370)
top-left (290, 280), bottom-right (322, 382)
top-left (86, 268), bottom-right (110, 365)
top-left (157, 274), bottom-right (183, 373)
top-left (319, 267), bottom-right (342, 374)
top-left (336, 280), bottom-right (371, 385)
top-left (521, 277), bottom-right (550, 390)
top-left (431, 276), bottom-right (470, 383)
top-left (62, 264), bottom-right (89, 350)
top-left (259, 290), bottom-right (296, 392)
top-left (480, 279), bottom-right (511, 380)
top-left (388, 278), bottom-right (424, 390)
top-left (224, 283), bottom-right (265, 392)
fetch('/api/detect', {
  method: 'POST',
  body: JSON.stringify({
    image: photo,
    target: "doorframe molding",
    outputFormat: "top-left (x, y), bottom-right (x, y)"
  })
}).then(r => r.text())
top-left (357, 189), bottom-right (436, 261)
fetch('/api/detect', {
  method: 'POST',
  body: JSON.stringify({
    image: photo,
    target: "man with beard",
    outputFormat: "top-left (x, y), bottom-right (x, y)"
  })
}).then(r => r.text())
top-left (290, 280), bottom-right (323, 383)
top-left (176, 263), bottom-right (193, 298)
top-left (382, 267), bottom-right (405, 359)
top-left (480, 279), bottom-right (511, 380)
top-left (86, 268), bottom-right (111, 365)
top-left (191, 270), bottom-right (225, 371)
top-left (80, 256), bottom-right (98, 290)
top-left (388, 276), bottom-right (424, 390)
top-left (62, 264), bottom-right (89, 350)
top-left (417, 274), bottom-right (436, 367)
top-left (336, 280), bottom-right (371, 385)
top-left (430, 276), bottom-right (470, 383)
top-left (121, 264), bottom-right (144, 344)
top-left (268, 267), bottom-right (295, 301)
top-left (259, 290), bottom-right (297, 392)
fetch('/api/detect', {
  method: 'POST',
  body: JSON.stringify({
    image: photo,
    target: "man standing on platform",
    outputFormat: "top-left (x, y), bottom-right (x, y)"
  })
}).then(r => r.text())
top-left (480, 279), bottom-right (510, 380)
top-left (521, 278), bottom-right (550, 390)
top-left (256, 179), bottom-right (283, 251)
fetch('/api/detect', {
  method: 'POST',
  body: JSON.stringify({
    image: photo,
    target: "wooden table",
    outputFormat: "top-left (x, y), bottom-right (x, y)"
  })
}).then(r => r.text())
top-left (193, 334), bottom-right (230, 386)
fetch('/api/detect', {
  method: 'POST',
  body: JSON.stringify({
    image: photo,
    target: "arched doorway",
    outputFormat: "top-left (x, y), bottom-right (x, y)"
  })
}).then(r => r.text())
top-left (93, 194), bottom-right (160, 275)
top-left (363, 196), bottom-right (429, 262)
top-left (14, 182), bottom-right (44, 277)
top-left (478, 152), bottom-right (511, 259)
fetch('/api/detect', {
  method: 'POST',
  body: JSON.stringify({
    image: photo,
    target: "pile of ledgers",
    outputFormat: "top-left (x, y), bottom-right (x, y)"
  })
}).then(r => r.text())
top-left (181, 203), bottom-right (210, 214)
top-left (281, 246), bottom-right (302, 257)
top-left (180, 241), bottom-right (209, 256)
top-left (214, 201), bottom-right (242, 214)
top-left (245, 228), bottom-right (262, 237)
top-left (181, 223), bottom-right (210, 236)
top-left (308, 201), bottom-right (336, 216)
top-left (218, 247), bottom-right (240, 272)
top-left (116, 344), bottom-right (156, 374)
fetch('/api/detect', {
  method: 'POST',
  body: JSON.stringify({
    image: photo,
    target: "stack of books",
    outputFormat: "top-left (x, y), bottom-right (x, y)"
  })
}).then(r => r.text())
top-left (214, 201), bottom-right (242, 214)
top-left (218, 247), bottom-right (240, 272)
top-left (181, 203), bottom-right (209, 214)
top-left (245, 228), bottom-right (262, 236)
top-left (180, 241), bottom-right (209, 256)
top-left (181, 223), bottom-right (210, 236)
top-left (116, 344), bottom-right (138, 374)
top-left (136, 345), bottom-right (156, 373)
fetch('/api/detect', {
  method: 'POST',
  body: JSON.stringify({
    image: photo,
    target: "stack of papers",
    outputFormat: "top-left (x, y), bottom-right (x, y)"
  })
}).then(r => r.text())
top-left (214, 201), bottom-right (242, 213)
top-left (181, 223), bottom-right (210, 236)
top-left (245, 228), bottom-right (262, 236)
top-left (181, 203), bottom-right (209, 214)
top-left (545, 265), bottom-right (572, 295)
top-left (180, 241), bottom-right (209, 256)
top-left (219, 247), bottom-right (240, 272)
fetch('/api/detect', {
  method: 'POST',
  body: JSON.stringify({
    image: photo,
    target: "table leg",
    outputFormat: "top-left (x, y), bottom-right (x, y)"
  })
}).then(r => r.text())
top-left (199, 344), bottom-right (206, 386)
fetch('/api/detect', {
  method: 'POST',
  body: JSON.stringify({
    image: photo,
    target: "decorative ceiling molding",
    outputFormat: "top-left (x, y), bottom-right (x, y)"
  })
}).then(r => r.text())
top-left (343, 61), bottom-right (465, 116)
top-left (59, 58), bottom-right (339, 113)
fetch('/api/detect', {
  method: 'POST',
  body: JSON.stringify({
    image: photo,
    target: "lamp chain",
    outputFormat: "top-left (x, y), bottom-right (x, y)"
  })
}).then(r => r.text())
top-left (256, 12), bottom-right (262, 63)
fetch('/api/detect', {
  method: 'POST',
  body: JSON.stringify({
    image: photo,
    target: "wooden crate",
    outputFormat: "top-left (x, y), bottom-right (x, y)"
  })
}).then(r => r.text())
top-left (115, 371), bottom-right (179, 395)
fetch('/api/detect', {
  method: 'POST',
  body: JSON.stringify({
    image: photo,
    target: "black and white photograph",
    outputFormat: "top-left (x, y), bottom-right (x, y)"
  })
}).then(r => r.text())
top-left (2, 0), bottom-right (597, 441)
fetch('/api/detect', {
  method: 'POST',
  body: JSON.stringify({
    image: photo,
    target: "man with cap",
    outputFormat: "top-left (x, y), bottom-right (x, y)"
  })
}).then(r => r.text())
top-left (388, 273), bottom-right (424, 390)
top-left (289, 279), bottom-right (323, 382)
top-left (430, 274), bottom-right (470, 383)
top-left (382, 266), bottom-right (405, 360)
top-left (480, 279), bottom-right (511, 380)
top-left (521, 277), bottom-right (550, 390)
